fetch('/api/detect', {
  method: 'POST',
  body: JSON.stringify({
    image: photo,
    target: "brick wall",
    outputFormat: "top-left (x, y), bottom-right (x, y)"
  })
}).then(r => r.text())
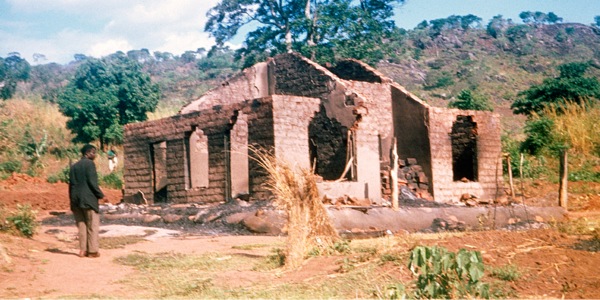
top-left (272, 95), bottom-right (321, 170)
top-left (124, 98), bottom-right (276, 204)
top-left (391, 85), bottom-right (433, 192)
top-left (428, 107), bottom-right (503, 202)
top-left (180, 62), bottom-right (270, 114)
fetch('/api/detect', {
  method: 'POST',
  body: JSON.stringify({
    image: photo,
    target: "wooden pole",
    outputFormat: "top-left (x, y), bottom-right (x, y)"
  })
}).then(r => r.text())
top-left (559, 149), bottom-right (568, 209)
top-left (506, 154), bottom-right (516, 198)
top-left (391, 138), bottom-right (399, 210)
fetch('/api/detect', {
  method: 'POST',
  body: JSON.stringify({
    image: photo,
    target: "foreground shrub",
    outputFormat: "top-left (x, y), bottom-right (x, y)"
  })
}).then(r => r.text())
top-left (408, 246), bottom-right (489, 299)
top-left (251, 147), bottom-right (340, 269)
top-left (2, 204), bottom-right (39, 238)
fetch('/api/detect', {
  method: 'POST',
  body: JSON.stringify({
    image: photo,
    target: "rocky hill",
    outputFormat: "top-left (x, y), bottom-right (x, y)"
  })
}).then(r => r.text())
top-left (15, 21), bottom-right (600, 125)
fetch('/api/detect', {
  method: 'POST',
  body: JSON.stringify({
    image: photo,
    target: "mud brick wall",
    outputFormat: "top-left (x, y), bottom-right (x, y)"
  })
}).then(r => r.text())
top-left (427, 107), bottom-right (503, 202)
top-left (391, 85), bottom-right (433, 192)
top-left (272, 53), bottom-right (336, 99)
top-left (230, 112), bottom-right (249, 197)
top-left (124, 98), bottom-right (276, 204)
top-left (180, 62), bottom-right (270, 114)
top-left (245, 99), bottom-right (276, 198)
top-left (271, 95), bottom-right (321, 170)
top-left (272, 54), bottom-right (383, 201)
top-left (344, 80), bottom-right (394, 163)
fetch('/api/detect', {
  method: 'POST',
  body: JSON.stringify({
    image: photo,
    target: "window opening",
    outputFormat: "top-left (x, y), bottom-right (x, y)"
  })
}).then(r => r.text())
top-left (187, 127), bottom-right (209, 189)
top-left (308, 107), bottom-right (355, 181)
top-left (229, 111), bottom-right (249, 198)
top-left (450, 115), bottom-right (478, 182)
top-left (151, 141), bottom-right (168, 202)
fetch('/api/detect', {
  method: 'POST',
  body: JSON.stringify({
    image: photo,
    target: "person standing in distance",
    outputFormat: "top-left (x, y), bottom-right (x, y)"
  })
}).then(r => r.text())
top-left (69, 144), bottom-right (104, 258)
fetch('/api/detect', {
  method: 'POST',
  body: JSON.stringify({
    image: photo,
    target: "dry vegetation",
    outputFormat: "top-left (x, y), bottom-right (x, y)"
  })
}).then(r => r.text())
top-left (251, 147), bottom-right (340, 269)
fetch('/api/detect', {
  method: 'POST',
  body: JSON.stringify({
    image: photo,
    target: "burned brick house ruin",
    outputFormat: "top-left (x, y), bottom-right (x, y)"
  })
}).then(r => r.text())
top-left (123, 53), bottom-right (502, 205)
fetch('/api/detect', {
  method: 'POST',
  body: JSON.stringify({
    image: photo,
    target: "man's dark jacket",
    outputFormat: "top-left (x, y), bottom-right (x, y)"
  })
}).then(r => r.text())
top-left (69, 157), bottom-right (104, 213)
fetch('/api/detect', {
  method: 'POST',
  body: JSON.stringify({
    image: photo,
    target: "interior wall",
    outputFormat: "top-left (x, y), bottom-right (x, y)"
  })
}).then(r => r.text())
top-left (391, 86), bottom-right (433, 192)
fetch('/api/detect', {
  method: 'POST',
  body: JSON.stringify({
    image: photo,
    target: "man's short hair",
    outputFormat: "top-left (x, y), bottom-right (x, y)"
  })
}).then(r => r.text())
top-left (81, 144), bottom-right (96, 155)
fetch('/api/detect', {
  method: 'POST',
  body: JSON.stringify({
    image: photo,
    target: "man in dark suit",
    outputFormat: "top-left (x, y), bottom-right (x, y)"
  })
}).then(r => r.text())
top-left (69, 144), bottom-right (104, 258)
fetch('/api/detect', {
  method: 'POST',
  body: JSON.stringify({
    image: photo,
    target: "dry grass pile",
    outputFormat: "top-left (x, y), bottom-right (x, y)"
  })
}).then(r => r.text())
top-left (251, 147), bottom-right (339, 269)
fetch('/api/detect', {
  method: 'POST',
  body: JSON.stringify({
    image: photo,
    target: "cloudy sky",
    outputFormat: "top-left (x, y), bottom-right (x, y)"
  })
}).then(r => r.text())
top-left (1, 0), bottom-right (599, 65)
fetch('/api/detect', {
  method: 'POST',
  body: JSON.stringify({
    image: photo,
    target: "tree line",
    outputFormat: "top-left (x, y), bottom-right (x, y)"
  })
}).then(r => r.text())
top-left (2, 3), bottom-right (600, 151)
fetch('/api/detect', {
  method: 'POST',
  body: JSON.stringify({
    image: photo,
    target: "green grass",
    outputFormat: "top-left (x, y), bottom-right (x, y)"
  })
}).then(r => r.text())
top-left (490, 264), bottom-right (523, 281)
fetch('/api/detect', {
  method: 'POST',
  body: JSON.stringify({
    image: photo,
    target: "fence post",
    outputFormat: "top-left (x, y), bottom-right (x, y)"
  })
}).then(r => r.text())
top-left (558, 149), bottom-right (568, 209)
top-left (505, 154), bottom-right (516, 198)
top-left (391, 138), bottom-right (399, 210)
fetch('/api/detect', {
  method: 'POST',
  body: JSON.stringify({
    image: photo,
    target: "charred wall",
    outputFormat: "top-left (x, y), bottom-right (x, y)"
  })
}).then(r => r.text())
top-left (124, 98), bottom-right (275, 204)
top-left (391, 86), bottom-right (433, 193)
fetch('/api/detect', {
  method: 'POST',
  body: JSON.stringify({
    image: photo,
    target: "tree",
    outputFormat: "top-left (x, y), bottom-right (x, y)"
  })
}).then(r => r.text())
top-left (205, 0), bottom-right (404, 67)
top-left (58, 55), bottom-right (160, 149)
top-left (519, 11), bottom-right (562, 25)
top-left (0, 53), bottom-right (31, 100)
top-left (487, 15), bottom-right (511, 38)
top-left (595, 16), bottom-right (600, 27)
top-left (73, 54), bottom-right (88, 62)
top-left (512, 62), bottom-right (600, 115)
top-left (127, 49), bottom-right (152, 63)
top-left (547, 12), bottom-right (563, 24)
top-left (448, 89), bottom-right (493, 111)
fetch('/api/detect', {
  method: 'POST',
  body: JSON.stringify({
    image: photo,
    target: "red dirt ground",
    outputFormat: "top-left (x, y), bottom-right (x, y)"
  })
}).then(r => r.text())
top-left (1, 174), bottom-right (600, 298)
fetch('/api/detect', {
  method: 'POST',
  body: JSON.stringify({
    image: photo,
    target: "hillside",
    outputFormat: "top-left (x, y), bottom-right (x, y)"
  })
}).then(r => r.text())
top-left (14, 21), bottom-right (600, 121)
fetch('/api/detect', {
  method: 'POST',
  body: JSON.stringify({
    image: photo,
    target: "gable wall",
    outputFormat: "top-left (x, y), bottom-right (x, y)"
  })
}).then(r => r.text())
top-left (180, 62), bottom-right (270, 114)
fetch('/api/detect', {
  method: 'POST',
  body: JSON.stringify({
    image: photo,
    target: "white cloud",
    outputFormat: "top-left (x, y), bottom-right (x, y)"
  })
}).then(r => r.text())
top-left (88, 39), bottom-right (133, 58)
top-left (2, 0), bottom-right (221, 64)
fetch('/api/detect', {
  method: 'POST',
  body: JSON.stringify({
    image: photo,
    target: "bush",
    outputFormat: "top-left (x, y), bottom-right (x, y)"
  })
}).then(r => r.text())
top-left (490, 264), bottom-right (522, 281)
top-left (100, 171), bottom-right (123, 189)
top-left (0, 160), bottom-right (22, 173)
top-left (568, 162), bottom-right (600, 182)
top-left (424, 71), bottom-right (455, 90)
top-left (502, 134), bottom-right (548, 179)
top-left (521, 116), bottom-right (556, 155)
top-left (408, 246), bottom-right (489, 299)
top-left (47, 166), bottom-right (70, 183)
top-left (4, 204), bottom-right (39, 238)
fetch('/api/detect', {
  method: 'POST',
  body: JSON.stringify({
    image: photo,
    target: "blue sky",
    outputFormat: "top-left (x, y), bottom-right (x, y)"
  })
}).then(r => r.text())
top-left (1, 0), bottom-right (599, 65)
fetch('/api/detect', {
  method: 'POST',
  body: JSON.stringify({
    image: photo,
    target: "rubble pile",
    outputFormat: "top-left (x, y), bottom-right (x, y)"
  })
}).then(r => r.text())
top-left (380, 157), bottom-right (433, 202)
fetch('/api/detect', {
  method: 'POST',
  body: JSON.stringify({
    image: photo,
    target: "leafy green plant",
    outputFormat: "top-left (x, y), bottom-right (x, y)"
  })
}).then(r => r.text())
top-left (512, 62), bottom-right (600, 116)
top-left (521, 116), bottom-right (556, 155)
top-left (47, 166), bottom-right (70, 183)
top-left (408, 246), bottom-right (489, 299)
top-left (568, 167), bottom-right (600, 182)
top-left (424, 70), bottom-right (455, 90)
top-left (5, 204), bottom-right (39, 238)
top-left (502, 134), bottom-right (548, 179)
top-left (100, 171), bottom-right (123, 189)
top-left (0, 160), bottom-right (21, 173)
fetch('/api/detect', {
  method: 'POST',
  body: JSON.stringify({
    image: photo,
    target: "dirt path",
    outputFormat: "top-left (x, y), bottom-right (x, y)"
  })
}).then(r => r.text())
top-left (0, 224), bottom-right (283, 298)
top-left (1, 175), bottom-right (600, 298)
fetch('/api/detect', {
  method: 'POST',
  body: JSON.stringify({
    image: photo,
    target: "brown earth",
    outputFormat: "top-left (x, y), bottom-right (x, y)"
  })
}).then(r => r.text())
top-left (1, 174), bottom-right (600, 298)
